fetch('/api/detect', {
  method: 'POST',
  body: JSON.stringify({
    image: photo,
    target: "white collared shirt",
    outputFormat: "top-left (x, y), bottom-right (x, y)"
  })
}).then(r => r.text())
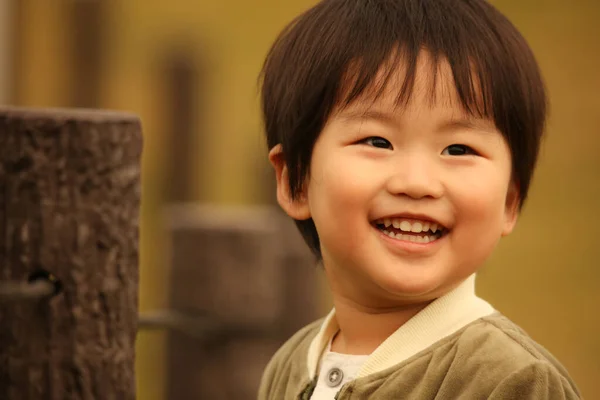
top-left (311, 339), bottom-right (370, 399)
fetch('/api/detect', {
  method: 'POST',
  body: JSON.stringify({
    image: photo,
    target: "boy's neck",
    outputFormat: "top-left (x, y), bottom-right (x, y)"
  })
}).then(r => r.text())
top-left (329, 297), bottom-right (433, 355)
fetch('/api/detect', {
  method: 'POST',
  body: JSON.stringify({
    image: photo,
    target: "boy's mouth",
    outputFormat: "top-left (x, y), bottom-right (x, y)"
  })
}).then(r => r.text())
top-left (372, 217), bottom-right (448, 244)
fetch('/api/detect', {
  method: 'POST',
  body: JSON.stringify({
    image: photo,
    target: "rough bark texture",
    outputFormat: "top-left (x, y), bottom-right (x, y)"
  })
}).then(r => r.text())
top-left (0, 107), bottom-right (142, 400)
top-left (165, 205), bottom-right (319, 400)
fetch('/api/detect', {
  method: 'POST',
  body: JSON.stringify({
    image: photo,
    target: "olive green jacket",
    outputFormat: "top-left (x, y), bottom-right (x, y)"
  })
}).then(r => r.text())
top-left (258, 278), bottom-right (580, 399)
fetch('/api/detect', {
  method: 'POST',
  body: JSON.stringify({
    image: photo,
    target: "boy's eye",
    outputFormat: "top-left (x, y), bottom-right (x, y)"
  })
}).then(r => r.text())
top-left (442, 144), bottom-right (476, 156)
top-left (361, 136), bottom-right (393, 149)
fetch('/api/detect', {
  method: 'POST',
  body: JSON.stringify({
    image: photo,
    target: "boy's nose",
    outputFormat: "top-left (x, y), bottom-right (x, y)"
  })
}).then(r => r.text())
top-left (385, 153), bottom-right (444, 199)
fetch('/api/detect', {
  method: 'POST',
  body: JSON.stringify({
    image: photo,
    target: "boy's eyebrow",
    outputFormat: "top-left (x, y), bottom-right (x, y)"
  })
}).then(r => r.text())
top-left (336, 109), bottom-right (399, 125)
top-left (437, 117), bottom-right (498, 134)
top-left (337, 108), bottom-right (497, 134)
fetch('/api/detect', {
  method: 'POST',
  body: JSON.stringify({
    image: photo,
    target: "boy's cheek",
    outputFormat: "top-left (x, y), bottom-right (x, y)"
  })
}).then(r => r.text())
top-left (311, 161), bottom-right (376, 202)
top-left (452, 186), bottom-right (510, 238)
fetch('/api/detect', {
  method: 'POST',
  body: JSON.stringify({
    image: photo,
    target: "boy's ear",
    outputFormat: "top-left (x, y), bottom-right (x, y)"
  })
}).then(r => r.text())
top-left (501, 182), bottom-right (520, 236)
top-left (269, 145), bottom-right (311, 220)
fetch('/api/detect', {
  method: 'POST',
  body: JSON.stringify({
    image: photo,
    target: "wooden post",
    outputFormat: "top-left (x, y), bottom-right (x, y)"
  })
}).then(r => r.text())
top-left (164, 204), bottom-right (320, 399)
top-left (0, 107), bottom-right (142, 400)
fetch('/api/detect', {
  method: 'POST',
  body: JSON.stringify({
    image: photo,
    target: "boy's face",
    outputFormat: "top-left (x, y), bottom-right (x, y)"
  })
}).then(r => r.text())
top-left (271, 52), bottom-right (519, 307)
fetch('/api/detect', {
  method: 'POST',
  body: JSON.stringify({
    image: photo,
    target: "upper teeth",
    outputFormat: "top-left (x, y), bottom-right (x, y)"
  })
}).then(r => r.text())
top-left (379, 218), bottom-right (441, 233)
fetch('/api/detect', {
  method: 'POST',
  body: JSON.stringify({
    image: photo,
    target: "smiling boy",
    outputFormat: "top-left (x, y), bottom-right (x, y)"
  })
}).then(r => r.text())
top-left (257, 0), bottom-right (580, 399)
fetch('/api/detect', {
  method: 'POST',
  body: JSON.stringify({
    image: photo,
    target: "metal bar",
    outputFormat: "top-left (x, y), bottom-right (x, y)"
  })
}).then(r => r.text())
top-left (138, 309), bottom-right (271, 340)
top-left (0, 280), bottom-right (55, 301)
top-left (0, 271), bottom-right (62, 302)
top-left (1, 279), bottom-right (268, 340)
top-left (138, 310), bottom-right (227, 339)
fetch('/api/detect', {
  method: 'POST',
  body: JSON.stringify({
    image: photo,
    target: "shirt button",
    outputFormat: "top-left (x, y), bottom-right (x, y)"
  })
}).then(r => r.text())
top-left (326, 367), bottom-right (344, 387)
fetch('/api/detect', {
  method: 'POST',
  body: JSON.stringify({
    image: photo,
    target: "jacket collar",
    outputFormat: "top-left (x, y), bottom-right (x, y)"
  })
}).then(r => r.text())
top-left (307, 274), bottom-right (495, 379)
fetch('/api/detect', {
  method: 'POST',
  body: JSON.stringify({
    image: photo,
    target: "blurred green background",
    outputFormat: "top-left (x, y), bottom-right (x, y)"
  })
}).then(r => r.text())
top-left (3, 0), bottom-right (598, 398)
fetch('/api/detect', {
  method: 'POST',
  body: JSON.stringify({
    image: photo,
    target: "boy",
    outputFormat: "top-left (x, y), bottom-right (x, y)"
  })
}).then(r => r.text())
top-left (258, 0), bottom-right (580, 398)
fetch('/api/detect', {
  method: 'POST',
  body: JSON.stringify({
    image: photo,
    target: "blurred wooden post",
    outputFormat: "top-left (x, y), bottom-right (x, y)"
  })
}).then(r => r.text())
top-left (0, 107), bottom-right (142, 400)
top-left (165, 204), bottom-right (319, 399)
top-left (68, 0), bottom-right (106, 108)
top-left (161, 45), bottom-right (201, 203)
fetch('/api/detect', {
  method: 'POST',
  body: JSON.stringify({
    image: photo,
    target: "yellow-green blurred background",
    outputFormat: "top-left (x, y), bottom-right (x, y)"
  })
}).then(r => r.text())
top-left (4, 0), bottom-right (598, 398)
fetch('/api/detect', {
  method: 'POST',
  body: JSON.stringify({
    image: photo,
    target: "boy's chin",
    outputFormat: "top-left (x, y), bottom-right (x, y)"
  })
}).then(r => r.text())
top-left (373, 272), bottom-right (467, 303)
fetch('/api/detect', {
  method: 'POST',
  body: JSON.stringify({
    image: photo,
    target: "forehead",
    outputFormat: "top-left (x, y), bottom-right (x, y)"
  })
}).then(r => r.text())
top-left (334, 50), bottom-right (486, 119)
